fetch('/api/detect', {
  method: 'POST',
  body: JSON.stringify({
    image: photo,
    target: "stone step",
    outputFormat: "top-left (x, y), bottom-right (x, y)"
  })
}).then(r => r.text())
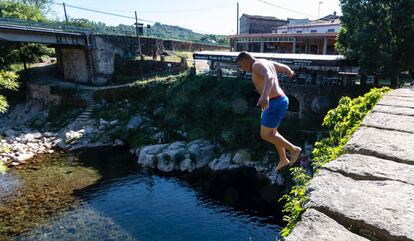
top-left (323, 154), bottom-right (414, 185)
top-left (285, 209), bottom-right (369, 241)
top-left (344, 126), bottom-right (414, 165)
top-left (362, 112), bottom-right (414, 133)
top-left (373, 104), bottom-right (414, 116)
top-left (305, 170), bottom-right (414, 241)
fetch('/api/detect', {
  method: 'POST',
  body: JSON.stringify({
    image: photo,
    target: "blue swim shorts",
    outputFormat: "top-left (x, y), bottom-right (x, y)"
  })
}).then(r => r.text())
top-left (260, 95), bottom-right (289, 128)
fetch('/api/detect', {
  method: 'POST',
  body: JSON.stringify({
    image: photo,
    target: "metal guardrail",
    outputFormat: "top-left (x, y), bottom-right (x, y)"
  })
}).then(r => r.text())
top-left (0, 17), bottom-right (92, 34)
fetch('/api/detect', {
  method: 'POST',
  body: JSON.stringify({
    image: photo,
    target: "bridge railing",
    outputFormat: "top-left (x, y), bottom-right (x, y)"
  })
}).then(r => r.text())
top-left (0, 17), bottom-right (92, 34)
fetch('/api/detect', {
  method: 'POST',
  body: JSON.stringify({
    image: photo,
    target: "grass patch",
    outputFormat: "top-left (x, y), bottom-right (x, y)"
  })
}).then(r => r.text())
top-left (279, 87), bottom-right (390, 237)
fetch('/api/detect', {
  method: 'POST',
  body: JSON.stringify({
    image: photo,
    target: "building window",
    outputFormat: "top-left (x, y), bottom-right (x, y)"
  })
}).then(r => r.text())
top-left (282, 31), bottom-right (287, 33)
top-left (311, 30), bottom-right (317, 33)
top-left (297, 31), bottom-right (302, 33)
top-left (327, 29), bottom-right (335, 32)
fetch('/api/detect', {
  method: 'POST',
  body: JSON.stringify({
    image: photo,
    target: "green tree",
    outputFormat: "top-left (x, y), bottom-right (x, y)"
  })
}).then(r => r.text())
top-left (0, 70), bottom-right (19, 113)
top-left (336, 0), bottom-right (414, 88)
top-left (0, 1), bottom-right (52, 70)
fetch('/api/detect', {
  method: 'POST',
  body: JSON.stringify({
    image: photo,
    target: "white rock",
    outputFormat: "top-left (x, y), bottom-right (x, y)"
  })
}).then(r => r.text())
top-left (232, 149), bottom-right (251, 164)
top-left (157, 154), bottom-right (176, 172)
top-left (44, 132), bottom-right (55, 137)
top-left (126, 115), bottom-right (144, 130)
top-left (24, 133), bottom-right (35, 142)
top-left (114, 139), bottom-right (124, 146)
top-left (109, 120), bottom-right (119, 126)
top-left (32, 132), bottom-right (42, 139)
top-left (180, 158), bottom-right (196, 172)
top-left (209, 153), bottom-right (232, 171)
top-left (16, 153), bottom-right (34, 162)
top-left (99, 119), bottom-right (109, 126)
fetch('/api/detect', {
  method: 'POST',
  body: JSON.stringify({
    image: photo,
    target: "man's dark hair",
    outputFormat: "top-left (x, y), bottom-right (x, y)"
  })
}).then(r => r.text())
top-left (236, 51), bottom-right (254, 62)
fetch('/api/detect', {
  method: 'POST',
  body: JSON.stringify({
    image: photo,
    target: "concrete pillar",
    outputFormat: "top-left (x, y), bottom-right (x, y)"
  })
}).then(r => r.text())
top-left (292, 37), bottom-right (296, 54)
top-left (323, 36), bottom-right (328, 55)
top-left (260, 41), bottom-right (264, 53)
top-left (60, 48), bottom-right (90, 83)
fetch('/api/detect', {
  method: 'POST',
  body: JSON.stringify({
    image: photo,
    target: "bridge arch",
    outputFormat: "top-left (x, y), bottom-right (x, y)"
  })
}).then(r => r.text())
top-left (286, 95), bottom-right (300, 112)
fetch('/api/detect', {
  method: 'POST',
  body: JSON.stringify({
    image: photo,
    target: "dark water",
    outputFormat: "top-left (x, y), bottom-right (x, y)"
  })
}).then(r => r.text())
top-left (14, 147), bottom-right (282, 241)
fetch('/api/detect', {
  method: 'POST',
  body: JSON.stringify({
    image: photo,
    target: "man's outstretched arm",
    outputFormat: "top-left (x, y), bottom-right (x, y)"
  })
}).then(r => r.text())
top-left (272, 61), bottom-right (294, 77)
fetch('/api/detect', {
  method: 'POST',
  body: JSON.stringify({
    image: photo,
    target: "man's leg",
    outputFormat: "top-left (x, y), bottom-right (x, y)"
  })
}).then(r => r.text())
top-left (260, 125), bottom-right (301, 170)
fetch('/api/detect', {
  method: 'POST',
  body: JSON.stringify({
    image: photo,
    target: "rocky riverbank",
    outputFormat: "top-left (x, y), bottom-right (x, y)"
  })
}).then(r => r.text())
top-left (0, 101), bottom-right (121, 167)
top-left (0, 99), bottom-right (311, 185)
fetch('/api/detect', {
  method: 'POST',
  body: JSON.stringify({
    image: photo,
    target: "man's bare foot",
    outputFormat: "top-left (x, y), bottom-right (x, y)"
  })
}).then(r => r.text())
top-left (275, 159), bottom-right (290, 171)
top-left (289, 147), bottom-right (302, 166)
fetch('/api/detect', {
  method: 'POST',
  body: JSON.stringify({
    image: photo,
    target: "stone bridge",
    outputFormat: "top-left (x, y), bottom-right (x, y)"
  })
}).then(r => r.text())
top-left (286, 88), bottom-right (414, 241)
top-left (280, 83), bottom-right (352, 119)
top-left (0, 17), bottom-right (227, 85)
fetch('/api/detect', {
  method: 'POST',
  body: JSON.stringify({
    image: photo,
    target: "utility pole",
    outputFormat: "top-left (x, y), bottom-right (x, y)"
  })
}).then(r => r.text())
top-left (318, 1), bottom-right (323, 19)
top-left (236, 2), bottom-right (239, 35)
top-left (63, 2), bottom-right (68, 24)
top-left (135, 11), bottom-right (142, 55)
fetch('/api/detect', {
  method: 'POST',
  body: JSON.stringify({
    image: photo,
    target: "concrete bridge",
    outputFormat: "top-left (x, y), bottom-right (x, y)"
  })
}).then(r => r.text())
top-left (0, 17), bottom-right (227, 85)
top-left (286, 88), bottom-right (414, 241)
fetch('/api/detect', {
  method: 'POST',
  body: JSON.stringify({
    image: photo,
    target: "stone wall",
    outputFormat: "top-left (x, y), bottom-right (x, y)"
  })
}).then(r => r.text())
top-left (26, 83), bottom-right (61, 106)
top-left (114, 58), bottom-right (187, 77)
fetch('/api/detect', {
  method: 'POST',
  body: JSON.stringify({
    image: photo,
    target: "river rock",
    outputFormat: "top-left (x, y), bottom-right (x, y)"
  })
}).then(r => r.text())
top-left (114, 139), bottom-right (124, 146)
top-left (126, 115), bottom-right (144, 129)
top-left (180, 158), bottom-right (195, 172)
top-left (232, 149), bottom-right (251, 164)
top-left (209, 153), bottom-right (232, 171)
top-left (109, 120), bottom-right (119, 126)
top-left (16, 153), bottom-right (34, 162)
top-left (43, 132), bottom-right (55, 137)
top-left (153, 106), bottom-right (165, 115)
top-left (286, 209), bottom-right (370, 241)
top-left (24, 133), bottom-right (35, 142)
top-left (32, 132), bottom-right (42, 139)
top-left (323, 154), bottom-right (414, 185)
top-left (99, 119), bottom-right (109, 126)
top-left (305, 169), bottom-right (414, 241)
top-left (344, 126), bottom-right (414, 164)
top-left (137, 144), bottom-right (168, 167)
top-left (157, 154), bottom-right (176, 172)
top-left (4, 129), bottom-right (16, 138)
top-left (362, 112), bottom-right (414, 133)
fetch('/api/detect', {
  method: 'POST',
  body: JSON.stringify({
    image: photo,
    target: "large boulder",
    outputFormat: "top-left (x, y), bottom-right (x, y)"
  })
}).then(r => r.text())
top-left (209, 153), bottom-right (233, 171)
top-left (232, 149), bottom-right (251, 165)
top-left (137, 144), bottom-right (168, 167)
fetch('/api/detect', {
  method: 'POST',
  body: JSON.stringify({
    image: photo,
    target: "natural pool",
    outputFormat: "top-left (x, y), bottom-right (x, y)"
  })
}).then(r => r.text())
top-left (0, 147), bottom-right (283, 241)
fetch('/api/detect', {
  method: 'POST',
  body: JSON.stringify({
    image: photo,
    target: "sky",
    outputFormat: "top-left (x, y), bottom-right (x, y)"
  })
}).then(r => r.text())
top-left (48, 0), bottom-right (342, 35)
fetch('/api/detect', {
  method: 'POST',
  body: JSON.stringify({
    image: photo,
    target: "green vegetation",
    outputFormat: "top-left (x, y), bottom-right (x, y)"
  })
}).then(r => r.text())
top-left (0, 162), bottom-right (6, 174)
top-left (0, 1), bottom-right (54, 69)
top-left (336, 0), bottom-right (414, 88)
top-left (45, 87), bottom-right (86, 131)
top-left (94, 74), bottom-right (281, 158)
top-left (67, 18), bottom-right (228, 46)
top-left (279, 87), bottom-right (390, 237)
top-left (0, 70), bottom-right (20, 113)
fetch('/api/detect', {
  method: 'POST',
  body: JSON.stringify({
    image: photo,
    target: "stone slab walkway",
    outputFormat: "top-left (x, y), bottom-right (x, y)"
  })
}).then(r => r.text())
top-left (286, 88), bottom-right (414, 241)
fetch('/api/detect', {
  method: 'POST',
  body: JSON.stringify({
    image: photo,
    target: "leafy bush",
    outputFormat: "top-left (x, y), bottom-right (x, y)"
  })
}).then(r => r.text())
top-left (279, 87), bottom-right (390, 237)
top-left (0, 70), bottom-right (19, 113)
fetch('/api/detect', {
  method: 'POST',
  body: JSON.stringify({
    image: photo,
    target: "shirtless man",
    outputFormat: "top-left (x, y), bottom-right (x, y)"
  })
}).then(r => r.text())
top-left (236, 51), bottom-right (301, 171)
